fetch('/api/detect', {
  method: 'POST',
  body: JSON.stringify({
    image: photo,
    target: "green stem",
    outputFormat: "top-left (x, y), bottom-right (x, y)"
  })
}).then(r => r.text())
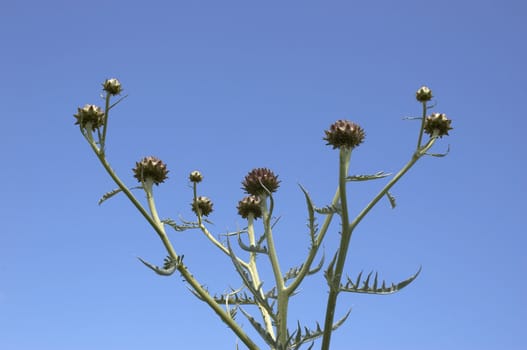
top-left (247, 214), bottom-right (276, 340)
top-left (261, 195), bottom-right (287, 347)
top-left (285, 179), bottom-right (342, 296)
top-left (416, 101), bottom-right (427, 149)
top-left (192, 183), bottom-right (250, 269)
top-left (320, 137), bottom-right (437, 350)
top-left (320, 147), bottom-right (352, 350)
top-left (100, 92), bottom-right (111, 154)
top-left (83, 136), bottom-right (259, 350)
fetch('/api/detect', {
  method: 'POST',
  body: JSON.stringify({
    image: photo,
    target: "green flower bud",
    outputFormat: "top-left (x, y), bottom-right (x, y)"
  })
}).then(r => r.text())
top-left (416, 86), bottom-right (433, 102)
top-left (133, 156), bottom-right (169, 185)
top-left (323, 120), bottom-right (365, 150)
top-left (192, 196), bottom-right (214, 216)
top-left (189, 170), bottom-right (203, 183)
top-left (73, 104), bottom-right (105, 129)
top-left (102, 78), bottom-right (122, 96)
top-left (242, 168), bottom-right (280, 196)
top-left (237, 195), bottom-right (262, 219)
top-left (424, 113), bottom-right (453, 138)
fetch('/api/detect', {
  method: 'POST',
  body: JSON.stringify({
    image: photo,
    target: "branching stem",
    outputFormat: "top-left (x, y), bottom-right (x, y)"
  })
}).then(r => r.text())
top-left (82, 130), bottom-right (259, 350)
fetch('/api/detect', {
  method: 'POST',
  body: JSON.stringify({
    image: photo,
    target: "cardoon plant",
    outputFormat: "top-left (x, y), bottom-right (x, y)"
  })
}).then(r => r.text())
top-left (73, 79), bottom-right (452, 349)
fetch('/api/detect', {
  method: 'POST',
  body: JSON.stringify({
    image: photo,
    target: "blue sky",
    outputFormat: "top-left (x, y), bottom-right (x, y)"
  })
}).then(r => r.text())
top-left (1, 0), bottom-right (526, 349)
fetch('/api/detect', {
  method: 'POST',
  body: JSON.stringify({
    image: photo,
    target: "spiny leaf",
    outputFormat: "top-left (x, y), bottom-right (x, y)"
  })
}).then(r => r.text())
top-left (283, 264), bottom-right (304, 282)
top-left (324, 252), bottom-right (338, 285)
top-left (239, 307), bottom-right (276, 347)
top-left (229, 306), bottom-right (238, 320)
top-left (286, 252), bottom-right (325, 283)
top-left (299, 184), bottom-right (317, 243)
top-left (137, 255), bottom-right (179, 276)
top-left (308, 252), bottom-right (325, 276)
top-left (265, 287), bottom-right (277, 300)
top-left (314, 205), bottom-right (339, 215)
top-left (386, 191), bottom-right (396, 209)
top-left (288, 309), bottom-right (351, 349)
top-left (98, 185), bottom-right (142, 205)
top-left (346, 171), bottom-right (391, 182)
top-left (341, 266), bottom-right (422, 294)
top-left (237, 232), bottom-right (268, 254)
top-left (211, 288), bottom-right (259, 305)
top-left (162, 218), bottom-right (200, 232)
top-left (332, 308), bottom-right (352, 331)
top-left (226, 239), bottom-right (274, 316)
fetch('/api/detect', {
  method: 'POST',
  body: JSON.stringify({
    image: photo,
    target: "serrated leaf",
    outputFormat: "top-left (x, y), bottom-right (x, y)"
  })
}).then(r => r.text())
top-left (237, 232), bottom-right (268, 254)
top-left (226, 239), bottom-right (274, 316)
top-left (239, 307), bottom-right (276, 347)
top-left (386, 191), bottom-right (396, 209)
top-left (98, 185), bottom-right (142, 205)
top-left (137, 256), bottom-right (178, 276)
top-left (299, 184), bottom-right (317, 244)
top-left (162, 218), bottom-right (199, 232)
top-left (324, 252), bottom-right (338, 285)
top-left (288, 309), bottom-right (351, 349)
top-left (346, 171), bottom-right (391, 182)
top-left (314, 205), bottom-right (339, 215)
top-left (341, 266), bottom-right (422, 294)
top-left (307, 252), bottom-right (325, 276)
top-left (210, 288), bottom-right (259, 306)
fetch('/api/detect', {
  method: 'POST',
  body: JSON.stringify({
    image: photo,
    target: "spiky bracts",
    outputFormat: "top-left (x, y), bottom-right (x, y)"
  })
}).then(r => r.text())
top-left (189, 170), bottom-right (203, 183)
top-left (242, 168), bottom-right (280, 196)
top-left (102, 78), bottom-right (122, 96)
top-left (237, 195), bottom-right (262, 219)
top-left (192, 196), bottom-right (214, 216)
top-left (133, 156), bottom-right (169, 185)
top-left (73, 104), bottom-right (105, 129)
top-left (424, 113), bottom-right (453, 138)
top-left (415, 85), bottom-right (433, 102)
top-left (323, 120), bottom-right (365, 150)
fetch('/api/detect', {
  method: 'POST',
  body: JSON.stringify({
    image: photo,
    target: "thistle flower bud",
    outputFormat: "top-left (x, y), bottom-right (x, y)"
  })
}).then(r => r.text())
top-left (102, 78), bottom-right (122, 96)
top-left (416, 86), bottom-right (433, 102)
top-left (133, 156), bottom-right (169, 185)
top-left (237, 195), bottom-right (262, 219)
top-left (192, 196), bottom-right (214, 216)
top-left (189, 170), bottom-right (203, 183)
top-left (423, 113), bottom-right (453, 138)
top-left (73, 104), bottom-right (105, 129)
top-left (323, 120), bottom-right (365, 150)
top-left (242, 168), bottom-right (280, 196)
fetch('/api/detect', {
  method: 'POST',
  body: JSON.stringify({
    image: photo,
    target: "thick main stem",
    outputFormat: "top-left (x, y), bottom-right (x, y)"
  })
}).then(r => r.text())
top-left (247, 214), bottom-right (276, 339)
top-left (320, 147), bottom-right (352, 350)
top-left (320, 137), bottom-right (437, 350)
top-left (261, 196), bottom-right (287, 347)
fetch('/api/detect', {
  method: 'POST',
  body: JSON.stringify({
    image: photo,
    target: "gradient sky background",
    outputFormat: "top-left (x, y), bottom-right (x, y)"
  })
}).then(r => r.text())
top-left (1, 1), bottom-right (526, 349)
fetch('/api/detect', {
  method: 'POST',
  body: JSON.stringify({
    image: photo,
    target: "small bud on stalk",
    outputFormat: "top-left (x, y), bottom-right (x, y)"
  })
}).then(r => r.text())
top-left (242, 168), bottom-right (280, 196)
top-left (73, 104), bottom-right (105, 129)
top-left (189, 170), bottom-right (203, 183)
top-left (423, 113), bottom-right (453, 138)
top-left (416, 86), bottom-right (433, 102)
top-left (133, 156), bottom-right (169, 185)
top-left (102, 78), bottom-right (122, 96)
top-left (237, 195), bottom-right (262, 219)
top-left (323, 120), bottom-right (365, 150)
top-left (192, 196), bottom-right (214, 216)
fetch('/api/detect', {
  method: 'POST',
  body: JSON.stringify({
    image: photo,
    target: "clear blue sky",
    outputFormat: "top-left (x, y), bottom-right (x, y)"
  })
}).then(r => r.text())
top-left (1, 1), bottom-right (526, 349)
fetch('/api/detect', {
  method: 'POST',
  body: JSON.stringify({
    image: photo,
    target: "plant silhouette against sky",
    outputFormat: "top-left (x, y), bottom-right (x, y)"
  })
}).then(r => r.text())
top-left (74, 79), bottom-right (452, 350)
